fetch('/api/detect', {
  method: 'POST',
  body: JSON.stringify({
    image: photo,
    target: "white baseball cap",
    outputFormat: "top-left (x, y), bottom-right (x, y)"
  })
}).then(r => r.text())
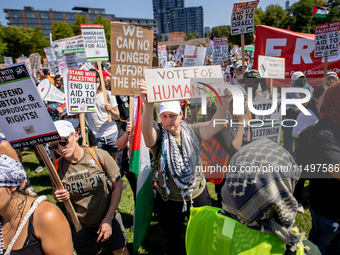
top-left (54, 120), bottom-right (76, 137)
top-left (159, 101), bottom-right (182, 115)
top-left (291, 71), bottom-right (305, 82)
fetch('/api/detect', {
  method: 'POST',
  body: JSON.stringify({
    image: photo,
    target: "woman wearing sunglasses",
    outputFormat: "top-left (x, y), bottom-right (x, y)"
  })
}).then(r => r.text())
top-left (50, 120), bottom-right (129, 255)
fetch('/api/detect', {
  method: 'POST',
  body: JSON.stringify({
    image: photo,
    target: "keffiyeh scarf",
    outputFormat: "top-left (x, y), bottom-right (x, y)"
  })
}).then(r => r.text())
top-left (0, 154), bottom-right (26, 188)
top-left (160, 121), bottom-right (201, 212)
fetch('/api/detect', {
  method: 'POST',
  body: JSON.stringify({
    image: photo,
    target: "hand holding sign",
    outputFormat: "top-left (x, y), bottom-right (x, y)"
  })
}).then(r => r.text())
top-left (139, 81), bottom-right (150, 105)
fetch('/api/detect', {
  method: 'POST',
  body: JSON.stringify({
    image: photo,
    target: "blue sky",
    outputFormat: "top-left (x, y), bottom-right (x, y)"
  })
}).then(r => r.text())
top-left (1, 0), bottom-right (298, 29)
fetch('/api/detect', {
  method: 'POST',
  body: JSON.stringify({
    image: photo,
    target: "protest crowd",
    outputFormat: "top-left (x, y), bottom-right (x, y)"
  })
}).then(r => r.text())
top-left (0, 3), bottom-right (340, 255)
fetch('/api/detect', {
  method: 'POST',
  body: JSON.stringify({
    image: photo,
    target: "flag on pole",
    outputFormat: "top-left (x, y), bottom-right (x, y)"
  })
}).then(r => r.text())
top-left (312, 5), bottom-right (328, 18)
top-left (252, 33), bottom-right (256, 42)
top-left (130, 97), bottom-right (153, 254)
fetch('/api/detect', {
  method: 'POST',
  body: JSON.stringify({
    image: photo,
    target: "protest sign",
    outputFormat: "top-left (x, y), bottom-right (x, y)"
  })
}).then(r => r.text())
top-left (153, 28), bottom-right (159, 67)
top-left (81, 24), bottom-right (109, 62)
top-left (158, 45), bottom-right (167, 64)
top-left (213, 38), bottom-right (229, 64)
top-left (4, 57), bottom-right (13, 65)
top-left (63, 54), bottom-right (79, 69)
top-left (37, 79), bottom-right (66, 104)
top-left (44, 47), bottom-right (59, 76)
top-left (111, 22), bottom-right (154, 96)
top-left (314, 21), bottom-right (340, 58)
top-left (231, 0), bottom-right (259, 36)
top-left (258, 56), bottom-right (285, 79)
top-left (52, 35), bottom-right (86, 65)
top-left (0, 63), bottom-right (60, 148)
top-left (80, 62), bottom-right (96, 71)
top-left (232, 45), bottom-right (239, 54)
top-left (58, 58), bottom-right (67, 75)
top-left (145, 66), bottom-right (223, 102)
top-left (253, 25), bottom-right (340, 87)
top-left (67, 69), bottom-right (96, 113)
top-left (205, 43), bottom-right (212, 57)
top-left (251, 100), bottom-right (282, 144)
top-left (182, 45), bottom-right (206, 67)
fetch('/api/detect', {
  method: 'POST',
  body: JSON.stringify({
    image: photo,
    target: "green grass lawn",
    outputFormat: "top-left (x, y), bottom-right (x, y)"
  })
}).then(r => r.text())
top-left (21, 137), bottom-right (312, 254)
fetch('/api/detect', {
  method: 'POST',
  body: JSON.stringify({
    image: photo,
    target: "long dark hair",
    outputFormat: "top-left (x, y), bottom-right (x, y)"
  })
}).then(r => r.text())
top-left (304, 84), bottom-right (327, 119)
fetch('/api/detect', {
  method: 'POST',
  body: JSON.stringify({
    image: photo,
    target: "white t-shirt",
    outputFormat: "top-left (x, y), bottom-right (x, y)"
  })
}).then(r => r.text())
top-left (292, 109), bottom-right (318, 138)
top-left (86, 91), bottom-right (118, 138)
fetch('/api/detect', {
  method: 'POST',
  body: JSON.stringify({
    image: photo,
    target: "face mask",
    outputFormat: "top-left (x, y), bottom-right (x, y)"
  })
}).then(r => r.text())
top-left (49, 103), bottom-right (59, 111)
top-left (67, 118), bottom-right (79, 128)
top-left (95, 83), bottom-right (100, 90)
top-left (295, 78), bottom-right (305, 87)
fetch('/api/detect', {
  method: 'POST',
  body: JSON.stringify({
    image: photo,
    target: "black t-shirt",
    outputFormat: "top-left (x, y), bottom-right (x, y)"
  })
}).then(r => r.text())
top-left (118, 121), bottom-right (129, 174)
top-left (309, 116), bottom-right (340, 220)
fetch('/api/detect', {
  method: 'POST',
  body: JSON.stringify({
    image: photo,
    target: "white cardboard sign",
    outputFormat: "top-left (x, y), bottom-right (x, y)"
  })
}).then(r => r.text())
top-left (231, 0), bottom-right (259, 36)
top-left (258, 56), bottom-right (285, 79)
top-left (182, 45), bottom-right (206, 67)
top-left (81, 24), bottom-right (109, 62)
top-left (315, 21), bottom-right (340, 58)
top-left (145, 66), bottom-right (223, 102)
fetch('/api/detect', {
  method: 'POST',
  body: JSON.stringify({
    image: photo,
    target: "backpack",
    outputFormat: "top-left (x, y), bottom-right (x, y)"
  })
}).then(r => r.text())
top-left (54, 147), bottom-right (114, 190)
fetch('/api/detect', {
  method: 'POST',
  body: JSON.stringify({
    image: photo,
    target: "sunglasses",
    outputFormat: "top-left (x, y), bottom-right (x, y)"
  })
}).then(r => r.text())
top-left (244, 78), bottom-right (258, 85)
top-left (49, 135), bottom-right (72, 151)
top-left (327, 77), bottom-right (336, 81)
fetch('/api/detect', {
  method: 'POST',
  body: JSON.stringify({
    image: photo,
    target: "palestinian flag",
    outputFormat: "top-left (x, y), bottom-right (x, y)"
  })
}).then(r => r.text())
top-left (87, 106), bottom-right (94, 111)
top-left (70, 106), bottom-right (79, 112)
top-left (246, 26), bottom-right (253, 32)
top-left (312, 5), bottom-right (328, 18)
top-left (129, 97), bottom-right (153, 254)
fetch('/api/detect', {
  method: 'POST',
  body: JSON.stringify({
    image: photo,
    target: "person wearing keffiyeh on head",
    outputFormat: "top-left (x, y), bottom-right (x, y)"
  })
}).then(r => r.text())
top-left (308, 81), bottom-right (340, 255)
top-left (0, 155), bottom-right (73, 255)
top-left (186, 138), bottom-right (321, 255)
top-left (139, 81), bottom-right (233, 255)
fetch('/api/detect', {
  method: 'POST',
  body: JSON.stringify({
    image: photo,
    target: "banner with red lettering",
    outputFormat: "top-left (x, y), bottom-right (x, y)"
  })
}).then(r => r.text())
top-left (254, 25), bottom-right (340, 87)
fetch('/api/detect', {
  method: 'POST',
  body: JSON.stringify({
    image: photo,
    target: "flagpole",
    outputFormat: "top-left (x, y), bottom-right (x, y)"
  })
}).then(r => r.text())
top-left (308, 15), bottom-right (313, 33)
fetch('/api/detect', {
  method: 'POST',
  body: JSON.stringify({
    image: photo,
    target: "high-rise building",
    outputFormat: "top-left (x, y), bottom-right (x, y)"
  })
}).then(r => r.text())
top-left (285, 1), bottom-right (290, 10)
top-left (4, 6), bottom-right (158, 37)
top-left (153, 0), bottom-right (203, 38)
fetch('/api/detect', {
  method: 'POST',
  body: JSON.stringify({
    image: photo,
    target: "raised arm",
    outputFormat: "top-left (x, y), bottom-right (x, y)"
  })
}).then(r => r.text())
top-left (139, 81), bottom-right (158, 148)
top-left (198, 89), bottom-right (232, 141)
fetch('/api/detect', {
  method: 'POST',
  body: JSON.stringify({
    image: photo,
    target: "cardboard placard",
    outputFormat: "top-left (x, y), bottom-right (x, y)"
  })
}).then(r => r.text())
top-left (58, 58), bottom-right (67, 75)
top-left (81, 24), bottom-right (109, 62)
top-left (205, 43), bottom-right (212, 57)
top-left (52, 35), bottom-right (87, 66)
top-left (258, 56), bottom-right (285, 79)
top-left (44, 47), bottom-right (59, 76)
top-left (231, 0), bottom-right (259, 36)
top-left (37, 79), bottom-right (66, 103)
top-left (213, 38), bottom-right (229, 64)
top-left (182, 45), bottom-right (206, 67)
top-left (251, 100), bottom-right (282, 144)
top-left (232, 45), bottom-right (239, 54)
top-left (0, 63), bottom-right (60, 148)
top-left (110, 22), bottom-right (154, 96)
top-left (67, 69), bottom-right (97, 113)
top-left (63, 54), bottom-right (79, 69)
top-left (4, 57), bottom-right (13, 65)
top-left (158, 45), bottom-right (167, 64)
top-left (145, 66), bottom-right (223, 102)
top-left (314, 21), bottom-right (340, 58)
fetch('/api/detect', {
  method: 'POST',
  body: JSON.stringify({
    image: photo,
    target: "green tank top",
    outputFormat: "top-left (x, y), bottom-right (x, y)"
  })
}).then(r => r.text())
top-left (186, 206), bottom-right (304, 255)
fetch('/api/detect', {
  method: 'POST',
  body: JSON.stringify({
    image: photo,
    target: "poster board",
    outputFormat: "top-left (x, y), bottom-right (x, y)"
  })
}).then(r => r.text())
top-left (314, 21), bottom-right (340, 58)
top-left (0, 63), bottom-right (60, 148)
top-left (145, 66), bottom-right (223, 102)
top-left (231, 0), bottom-right (259, 36)
top-left (205, 43), bottom-right (212, 57)
top-left (158, 45), bottom-right (167, 64)
top-left (258, 56), bottom-right (285, 79)
top-left (213, 38), bottom-right (229, 64)
top-left (251, 99), bottom-right (282, 144)
top-left (44, 47), bottom-right (59, 76)
top-left (4, 57), bottom-right (13, 65)
top-left (67, 69), bottom-right (96, 113)
top-left (52, 35), bottom-right (87, 64)
top-left (182, 45), bottom-right (206, 67)
top-left (110, 22), bottom-right (154, 96)
top-left (81, 24), bottom-right (109, 62)
top-left (37, 79), bottom-right (66, 103)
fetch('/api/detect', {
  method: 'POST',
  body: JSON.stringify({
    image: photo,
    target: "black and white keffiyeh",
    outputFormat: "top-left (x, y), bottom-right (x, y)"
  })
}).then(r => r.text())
top-left (0, 154), bottom-right (26, 188)
top-left (160, 121), bottom-right (202, 212)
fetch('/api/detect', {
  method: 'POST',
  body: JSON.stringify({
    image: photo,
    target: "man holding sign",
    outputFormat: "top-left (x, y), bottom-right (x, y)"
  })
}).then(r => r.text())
top-left (139, 81), bottom-right (232, 255)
